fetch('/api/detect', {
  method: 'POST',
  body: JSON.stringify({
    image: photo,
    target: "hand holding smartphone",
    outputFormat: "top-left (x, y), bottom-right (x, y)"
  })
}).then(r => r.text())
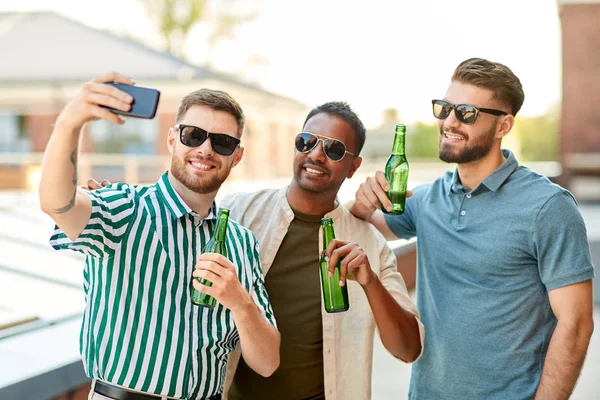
top-left (102, 83), bottom-right (161, 119)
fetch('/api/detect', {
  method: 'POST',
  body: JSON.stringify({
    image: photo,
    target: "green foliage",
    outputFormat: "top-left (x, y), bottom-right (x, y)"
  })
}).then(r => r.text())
top-left (139, 0), bottom-right (205, 57)
top-left (407, 121), bottom-right (439, 159)
top-left (513, 106), bottom-right (559, 161)
top-left (138, 0), bottom-right (258, 61)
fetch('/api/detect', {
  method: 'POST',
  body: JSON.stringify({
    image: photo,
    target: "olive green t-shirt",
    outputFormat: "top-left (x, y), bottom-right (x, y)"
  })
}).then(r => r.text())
top-left (228, 208), bottom-right (325, 400)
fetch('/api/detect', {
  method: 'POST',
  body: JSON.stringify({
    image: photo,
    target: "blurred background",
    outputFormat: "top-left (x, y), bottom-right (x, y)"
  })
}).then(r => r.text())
top-left (0, 0), bottom-right (598, 399)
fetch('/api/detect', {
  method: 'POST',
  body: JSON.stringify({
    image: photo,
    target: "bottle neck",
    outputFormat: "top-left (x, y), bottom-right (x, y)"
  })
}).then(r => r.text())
top-left (214, 212), bottom-right (229, 242)
top-left (391, 131), bottom-right (406, 155)
top-left (321, 222), bottom-right (336, 249)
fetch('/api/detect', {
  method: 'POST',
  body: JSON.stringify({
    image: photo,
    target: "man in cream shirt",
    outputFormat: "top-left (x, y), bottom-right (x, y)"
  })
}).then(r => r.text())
top-left (222, 102), bottom-right (424, 400)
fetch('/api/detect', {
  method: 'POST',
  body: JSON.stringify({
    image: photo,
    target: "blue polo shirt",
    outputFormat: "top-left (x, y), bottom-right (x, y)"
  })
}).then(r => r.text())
top-left (385, 150), bottom-right (595, 400)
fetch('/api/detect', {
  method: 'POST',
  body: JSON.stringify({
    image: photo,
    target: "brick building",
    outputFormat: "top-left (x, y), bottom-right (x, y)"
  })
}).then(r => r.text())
top-left (558, 0), bottom-right (600, 200)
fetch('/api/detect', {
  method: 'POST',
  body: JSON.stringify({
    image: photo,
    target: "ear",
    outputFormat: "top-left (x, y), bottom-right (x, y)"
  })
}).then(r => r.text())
top-left (167, 128), bottom-right (177, 155)
top-left (495, 114), bottom-right (515, 139)
top-left (347, 156), bottom-right (362, 179)
top-left (231, 145), bottom-right (244, 168)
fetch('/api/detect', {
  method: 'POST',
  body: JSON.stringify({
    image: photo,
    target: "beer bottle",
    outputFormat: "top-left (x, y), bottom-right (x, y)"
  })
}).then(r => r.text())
top-left (383, 124), bottom-right (409, 215)
top-left (191, 208), bottom-right (229, 307)
top-left (319, 218), bottom-right (349, 313)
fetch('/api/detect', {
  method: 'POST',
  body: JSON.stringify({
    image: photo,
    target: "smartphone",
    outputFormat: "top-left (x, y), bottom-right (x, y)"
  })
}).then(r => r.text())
top-left (103, 83), bottom-right (161, 119)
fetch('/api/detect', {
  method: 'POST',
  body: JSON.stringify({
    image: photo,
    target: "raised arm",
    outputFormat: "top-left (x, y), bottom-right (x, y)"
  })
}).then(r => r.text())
top-left (350, 171), bottom-right (406, 240)
top-left (39, 72), bottom-right (134, 240)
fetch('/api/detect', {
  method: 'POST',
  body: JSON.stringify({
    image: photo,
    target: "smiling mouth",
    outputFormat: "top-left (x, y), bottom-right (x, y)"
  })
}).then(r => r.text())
top-left (442, 132), bottom-right (466, 141)
top-left (189, 160), bottom-right (215, 171)
top-left (304, 166), bottom-right (327, 176)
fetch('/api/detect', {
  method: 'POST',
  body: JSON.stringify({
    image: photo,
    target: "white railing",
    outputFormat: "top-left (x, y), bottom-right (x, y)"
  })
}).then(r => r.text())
top-left (0, 152), bottom-right (563, 190)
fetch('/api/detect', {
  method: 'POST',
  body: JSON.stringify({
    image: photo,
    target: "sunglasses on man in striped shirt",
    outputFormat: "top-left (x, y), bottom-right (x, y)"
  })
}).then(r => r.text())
top-left (175, 124), bottom-right (241, 156)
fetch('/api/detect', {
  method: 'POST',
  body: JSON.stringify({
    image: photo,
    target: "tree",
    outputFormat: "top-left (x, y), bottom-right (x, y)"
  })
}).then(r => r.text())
top-left (513, 104), bottom-right (560, 161)
top-left (382, 108), bottom-right (400, 124)
top-left (138, 0), bottom-right (258, 62)
top-left (407, 121), bottom-right (439, 160)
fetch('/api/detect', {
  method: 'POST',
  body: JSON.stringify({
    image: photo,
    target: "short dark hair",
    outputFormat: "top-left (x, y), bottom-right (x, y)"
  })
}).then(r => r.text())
top-left (303, 101), bottom-right (366, 154)
top-left (452, 57), bottom-right (525, 116)
top-left (176, 88), bottom-right (245, 136)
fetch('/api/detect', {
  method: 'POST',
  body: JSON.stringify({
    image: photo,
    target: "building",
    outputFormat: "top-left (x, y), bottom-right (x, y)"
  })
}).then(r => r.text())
top-left (0, 11), bottom-right (310, 189)
top-left (558, 0), bottom-right (600, 201)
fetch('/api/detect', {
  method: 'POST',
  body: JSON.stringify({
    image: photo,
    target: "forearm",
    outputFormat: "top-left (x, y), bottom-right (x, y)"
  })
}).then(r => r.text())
top-left (363, 276), bottom-right (421, 361)
top-left (233, 299), bottom-right (280, 377)
top-left (39, 122), bottom-right (81, 213)
top-left (369, 210), bottom-right (398, 241)
top-left (39, 121), bottom-right (91, 239)
top-left (534, 319), bottom-right (594, 400)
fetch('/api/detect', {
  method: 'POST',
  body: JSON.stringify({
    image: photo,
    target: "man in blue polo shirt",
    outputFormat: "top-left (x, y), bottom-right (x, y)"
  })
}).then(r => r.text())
top-left (351, 58), bottom-right (595, 399)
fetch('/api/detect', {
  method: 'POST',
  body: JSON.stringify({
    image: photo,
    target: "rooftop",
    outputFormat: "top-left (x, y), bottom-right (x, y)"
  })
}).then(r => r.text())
top-left (0, 11), bottom-right (305, 107)
top-left (1, 172), bottom-right (598, 398)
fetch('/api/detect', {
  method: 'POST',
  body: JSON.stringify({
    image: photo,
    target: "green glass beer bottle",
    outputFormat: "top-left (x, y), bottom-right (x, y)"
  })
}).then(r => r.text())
top-left (191, 208), bottom-right (229, 307)
top-left (383, 124), bottom-right (409, 215)
top-left (319, 218), bottom-right (349, 313)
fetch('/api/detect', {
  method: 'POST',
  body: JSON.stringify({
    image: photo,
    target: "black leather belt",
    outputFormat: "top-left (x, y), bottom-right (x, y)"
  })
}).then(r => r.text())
top-left (94, 380), bottom-right (221, 400)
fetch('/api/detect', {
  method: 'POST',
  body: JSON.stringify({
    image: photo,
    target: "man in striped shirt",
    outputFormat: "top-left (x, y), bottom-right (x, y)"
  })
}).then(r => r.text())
top-left (39, 72), bottom-right (280, 400)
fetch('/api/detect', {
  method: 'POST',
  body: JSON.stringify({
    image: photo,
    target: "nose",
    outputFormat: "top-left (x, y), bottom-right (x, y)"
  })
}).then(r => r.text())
top-left (196, 136), bottom-right (215, 157)
top-left (442, 108), bottom-right (462, 131)
top-left (307, 139), bottom-right (327, 163)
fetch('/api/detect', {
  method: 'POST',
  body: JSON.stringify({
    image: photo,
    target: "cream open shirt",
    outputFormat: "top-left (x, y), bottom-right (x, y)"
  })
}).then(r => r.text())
top-left (221, 187), bottom-right (425, 400)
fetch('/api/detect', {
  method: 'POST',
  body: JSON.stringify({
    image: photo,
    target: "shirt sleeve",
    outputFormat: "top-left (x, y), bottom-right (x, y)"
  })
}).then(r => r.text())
top-left (49, 182), bottom-right (137, 258)
top-left (383, 183), bottom-right (428, 239)
top-left (248, 232), bottom-right (277, 329)
top-left (377, 232), bottom-right (425, 361)
top-left (533, 190), bottom-right (595, 291)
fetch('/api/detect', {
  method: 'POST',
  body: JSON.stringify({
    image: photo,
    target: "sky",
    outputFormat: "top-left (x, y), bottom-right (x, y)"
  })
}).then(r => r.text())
top-left (0, 0), bottom-right (563, 127)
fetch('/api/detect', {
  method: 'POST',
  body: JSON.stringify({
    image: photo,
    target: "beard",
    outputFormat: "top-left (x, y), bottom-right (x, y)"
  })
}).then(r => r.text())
top-left (438, 124), bottom-right (496, 164)
top-left (170, 155), bottom-right (230, 194)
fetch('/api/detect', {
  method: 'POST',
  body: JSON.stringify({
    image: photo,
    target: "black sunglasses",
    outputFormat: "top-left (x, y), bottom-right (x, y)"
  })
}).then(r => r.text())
top-left (175, 124), bottom-right (240, 156)
top-left (294, 132), bottom-right (357, 162)
top-left (432, 99), bottom-right (508, 125)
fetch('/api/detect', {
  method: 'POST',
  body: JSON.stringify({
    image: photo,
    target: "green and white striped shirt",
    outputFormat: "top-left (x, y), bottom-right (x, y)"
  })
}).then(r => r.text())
top-left (50, 172), bottom-right (276, 399)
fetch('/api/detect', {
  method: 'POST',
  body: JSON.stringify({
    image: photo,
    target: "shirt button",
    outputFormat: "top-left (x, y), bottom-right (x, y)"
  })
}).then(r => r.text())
top-left (461, 210), bottom-right (466, 216)
top-left (466, 194), bottom-right (472, 199)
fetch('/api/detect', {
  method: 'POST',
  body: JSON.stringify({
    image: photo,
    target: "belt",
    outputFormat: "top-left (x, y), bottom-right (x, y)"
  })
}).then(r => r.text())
top-left (94, 380), bottom-right (222, 400)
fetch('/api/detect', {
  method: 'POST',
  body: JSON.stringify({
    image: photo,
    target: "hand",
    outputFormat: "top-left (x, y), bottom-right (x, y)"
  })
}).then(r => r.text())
top-left (351, 171), bottom-right (412, 220)
top-left (55, 72), bottom-right (135, 131)
top-left (325, 239), bottom-right (376, 288)
top-left (80, 178), bottom-right (112, 191)
top-left (192, 253), bottom-right (253, 312)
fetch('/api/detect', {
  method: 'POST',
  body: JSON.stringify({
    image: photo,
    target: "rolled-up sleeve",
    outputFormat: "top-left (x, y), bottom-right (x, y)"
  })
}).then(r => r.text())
top-left (50, 183), bottom-right (136, 258)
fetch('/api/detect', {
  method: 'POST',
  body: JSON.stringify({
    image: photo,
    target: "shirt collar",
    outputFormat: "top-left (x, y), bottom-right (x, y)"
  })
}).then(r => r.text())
top-left (278, 186), bottom-right (295, 222)
top-left (450, 149), bottom-right (519, 193)
top-left (155, 172), bottom-right (217, 222)
top-left (481, 149), bottom-right (519, 192)
top-left (279, 185), bottom-right (344, 220)
top-left (156, 172), bottom-right (192, 218)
